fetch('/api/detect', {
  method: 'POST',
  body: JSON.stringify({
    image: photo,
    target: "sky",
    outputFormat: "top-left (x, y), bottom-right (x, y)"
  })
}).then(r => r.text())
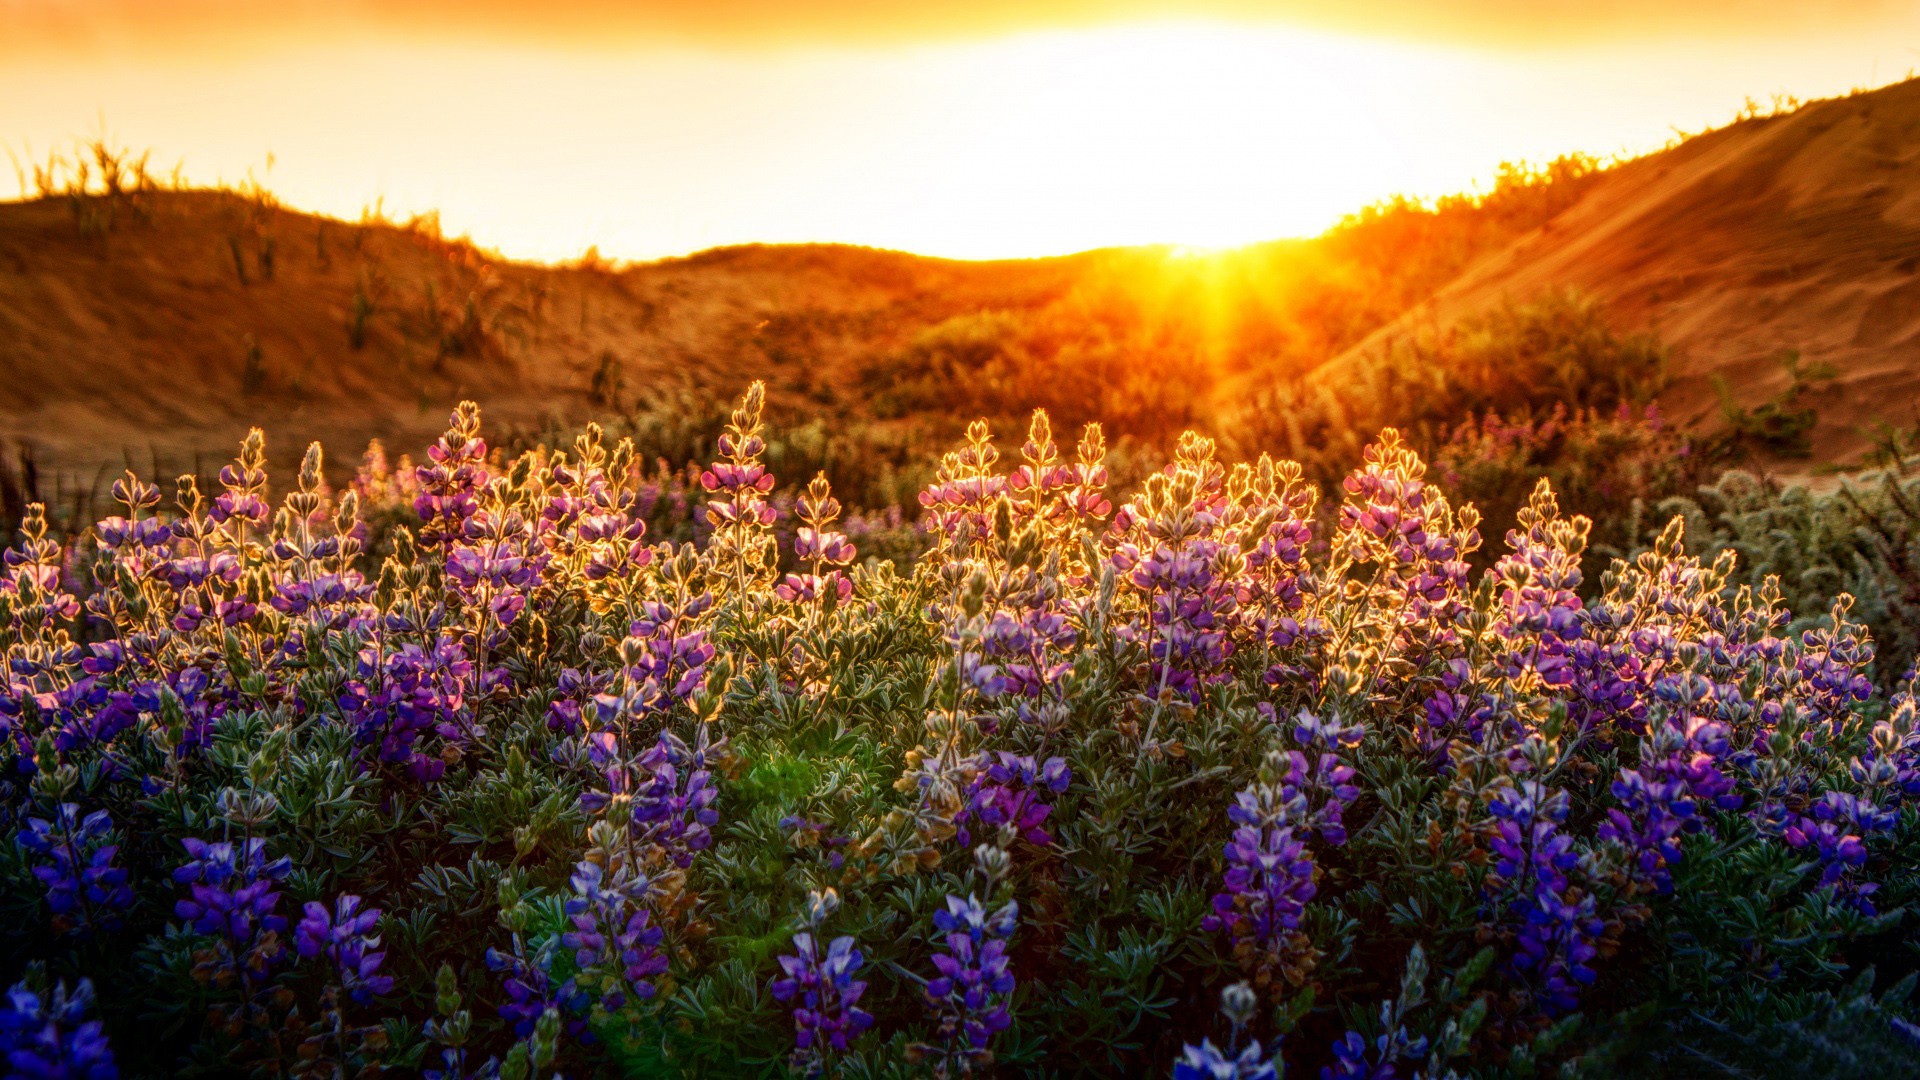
top-left (4, 2), bottom-right (1919, 261)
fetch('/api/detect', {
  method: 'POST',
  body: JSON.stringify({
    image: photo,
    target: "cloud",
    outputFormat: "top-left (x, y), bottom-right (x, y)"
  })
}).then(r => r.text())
top-left (6, 0), bottom-right (1915, 56)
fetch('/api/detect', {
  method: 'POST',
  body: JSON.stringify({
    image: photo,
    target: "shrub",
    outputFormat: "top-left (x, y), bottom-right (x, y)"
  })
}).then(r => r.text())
top-left (0, 390), bottom-right (1916, 1078)
top-left (1655, 453), bottom-right (1920, 686)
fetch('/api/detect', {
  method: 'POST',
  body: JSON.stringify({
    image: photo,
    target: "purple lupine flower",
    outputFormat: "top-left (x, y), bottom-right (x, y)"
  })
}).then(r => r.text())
top-left (1510, 880), bottom-right (1604, 1015)
top-left (701, 383), bottom-right (780, 597)
top-left (920, 894), bottom-right (1018, 1064)
top-left (1235, 456), bottom-right (1320, 689)
top-left (781, 476), bottom-right (858, 607)
top-left (771, 932), bottom-right (873, 1057)
top-left (294, 894), bottom-right (394, 1004)
top-left (173, 836), bottom-right (292, 990)
top-left (1852, 670), bottom-right (1920, 805)
top-left (1782, 790), bottom-right (1897, 913)
top-left (414, 402), bottom-right (491, 551)
top-left (1486, 783), bottom-right (1580, 895)
top-left (1174, 1039), bottom-right (1279, 1080)
top-left (485, 938), bottom-right (585, 1041)
top-left (1600, 686), bottom-right (1743, 893)
top-left (1484, 782), bottom-right (1601, 1013)
top-left (1111, 538), bottom-right (1238, 705)
top-left (1791, 598), bottom-right (1877, 734)
top-left (445, 509), bottom-right (546, 630)
top-left (966, 600), bottom-right (1076, 716)
top-left (173, 837), bottom-right (291, 941)
top-left (770, 890), bottom-right (872, 1069)
top-left (1331, 431), bottom-right (1479, 670)
top-left (339, 635), bottom-right (487, 784)
top-left (1172, 982), bottom-right (1278, 1080)
top-left (919, 420), bottom-right (1009, 554)
top-left (1320, 1026), bottom-right (1429, 1080)
top-left (0, 979), bottom-right (117, 1080)
top-left (579, 719), bottom-right (723, 870)
top-left (15, 805), bottom-right (133, 937)
top-left (562, 861), bottom-right (667, 1014)
top-left (1282, 711), bottom-right (1364, 846)
top-left (648, 724), bottom-right (725, 867)
top-left (1203, 759), bottom-right (1318, 987)
top-left (599, 594), bottom-right (716, 722)
top-left (955, 753), bottom-right (1069, 849)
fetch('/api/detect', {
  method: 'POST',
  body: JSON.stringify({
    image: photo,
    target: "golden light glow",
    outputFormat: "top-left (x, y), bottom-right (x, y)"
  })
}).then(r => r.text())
top-left (3, 16), bottom-right (1916, 261)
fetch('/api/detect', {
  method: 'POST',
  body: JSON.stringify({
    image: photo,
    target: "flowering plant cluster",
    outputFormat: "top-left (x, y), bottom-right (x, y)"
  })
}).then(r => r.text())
top-left (2, 385), bottom-right (1918, 1077)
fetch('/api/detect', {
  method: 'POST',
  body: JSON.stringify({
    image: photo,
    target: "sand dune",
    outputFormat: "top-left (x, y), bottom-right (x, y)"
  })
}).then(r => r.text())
top-left (1318, 78), bottom-right (1920, 465)
top-left (5, 77), bottom-right (1920, 490)
top-left (0, 191), bottom-right (1095, 482)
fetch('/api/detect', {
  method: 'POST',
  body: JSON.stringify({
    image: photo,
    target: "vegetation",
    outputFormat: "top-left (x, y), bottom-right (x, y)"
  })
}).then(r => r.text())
top-left (853, 156), bottom-right (1606, 439)
top-left (1, 383), bottom-right (1917, 1078)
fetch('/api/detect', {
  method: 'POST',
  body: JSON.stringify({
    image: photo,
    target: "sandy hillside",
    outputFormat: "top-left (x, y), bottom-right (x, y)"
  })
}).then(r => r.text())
top-left (6, 77), bottom-right (1920, 497)
top-left (0, 189), bottom-right (1101, 485)
top-left (1313, 78), bottom-right (1920, 465)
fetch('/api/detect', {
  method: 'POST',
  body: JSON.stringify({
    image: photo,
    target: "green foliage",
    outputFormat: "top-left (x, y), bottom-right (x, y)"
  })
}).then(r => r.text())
top-left (1656, 455), bottom-right (1920, 682)
top-left (1715, 350), bottom-right (1839, 458)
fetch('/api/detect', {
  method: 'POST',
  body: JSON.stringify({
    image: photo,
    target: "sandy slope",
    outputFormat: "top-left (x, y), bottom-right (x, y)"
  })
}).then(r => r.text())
top-left (1316, 78), bottom-right (1920, 465)
top-left (0, 190), bottom-right (1094, 485)
top-left (6, 77), bottom-right (1920, 494)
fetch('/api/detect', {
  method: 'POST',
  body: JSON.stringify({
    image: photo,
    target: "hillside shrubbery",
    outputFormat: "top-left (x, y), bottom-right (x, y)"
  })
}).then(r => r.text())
top-left (2, 385), bottom-right (1917, 1078)
top-left (853, 155), bottom-right (1607, 439)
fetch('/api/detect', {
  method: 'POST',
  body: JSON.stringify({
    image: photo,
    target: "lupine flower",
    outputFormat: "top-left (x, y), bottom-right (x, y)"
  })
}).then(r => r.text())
top-left (172, 836), bottom-right (292, 997)
top-left (920, 894), bottom-right (1018, 1063)
top-left (779, 474), bottom-right (858, 608)
top-left (1281, 711), bottom-right (1364, 846)
top-left (339, 635), bottom-right (487, 784)
top-left (414, 402), bottom-right (491, 551)
top-left (1321, 1027), bottom-right (1427, 1080)
top-left (770, 890), bottom-right (873, 1068)
top-left (0, 979), bottom-right (118, 1080)
top-left (1484, 781), bottom-right (1600, 1013)
top-left (1330, 429), bottom-right (1480, 672)
top-left (1601, 690), bottom-right (1744, 893)
top-left (1111, 536), bottom-right (1238, 705)
top-left (1782, 790), bottom-right (1897, 913)
top-left (702, 383), bottom-right (780, 598)
top-left (1174, 1039), bottom-right (1279, 1080)
top-left (15, 805), bottom-right (133, 937)
top-left (562, 861), bottom-right (667, 1015)
top-left (771, 933), bottom-right (873, 1056)
top-left (920, 420), bottom-right (1010, 555)
top-left (485, 937), bottom-right (585, 1041)
top-left (955, 753), bottom-right (1069, 849)
top-left (1203, 755), bottom-right (1318, 988)
top-left (446, 512), bottom-right (545, 630)
top-left (294, 894), bottom-right (394, 1004)
top-left (647, 724), bottom-right (725, 867)
top-left (1172, 982), bottom-right (1278, 1080)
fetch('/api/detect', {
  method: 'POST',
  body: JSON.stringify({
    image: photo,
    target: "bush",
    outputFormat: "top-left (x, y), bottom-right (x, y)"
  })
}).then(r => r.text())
top-left (1, 389), bottom-right (1916, 1078)
top-left (1222, 289), bottom-right (1669, 485)
top-left (1654, 454), bottom-right (1920, 687)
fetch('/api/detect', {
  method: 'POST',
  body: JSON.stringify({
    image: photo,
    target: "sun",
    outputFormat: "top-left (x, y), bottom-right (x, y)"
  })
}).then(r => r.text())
top-left (862, 21), bottom-right (1470, 258)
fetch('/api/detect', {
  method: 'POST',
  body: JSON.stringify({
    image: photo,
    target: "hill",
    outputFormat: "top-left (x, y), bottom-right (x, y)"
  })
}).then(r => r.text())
top-left (4, 78), bottom-right (1920, 501)
top-left (1310, 78), bottom-right (1920, 465)
top-left (0, 189), bottom-right (1110, 485)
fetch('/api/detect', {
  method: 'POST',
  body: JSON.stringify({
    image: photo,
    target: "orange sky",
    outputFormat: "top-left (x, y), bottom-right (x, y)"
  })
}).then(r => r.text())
top-left (9, 1), bottom-right (1915, 51)
top-left (4, 2), bottom-right (1918, 260)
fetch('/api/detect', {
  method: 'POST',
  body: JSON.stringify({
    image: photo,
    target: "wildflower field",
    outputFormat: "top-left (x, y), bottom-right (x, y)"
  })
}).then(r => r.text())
top-left (3, 382), bottom-right (1918, 1079)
